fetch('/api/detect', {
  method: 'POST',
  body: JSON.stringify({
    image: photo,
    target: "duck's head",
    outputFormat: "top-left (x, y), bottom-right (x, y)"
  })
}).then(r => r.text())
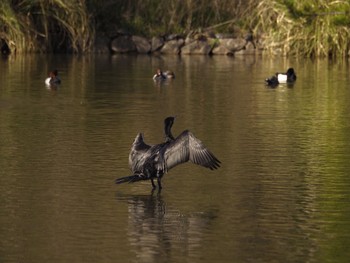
top-left (48, 69), bottom-right (58, 78)
top-left (286, 68), bottom-right (295, 76)
top-left (286, 68), bottom-right (297, 82)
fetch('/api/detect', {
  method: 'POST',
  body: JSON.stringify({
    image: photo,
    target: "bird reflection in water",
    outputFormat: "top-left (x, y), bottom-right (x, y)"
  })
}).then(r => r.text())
top-left (116, 192), bottom-right (217, 262)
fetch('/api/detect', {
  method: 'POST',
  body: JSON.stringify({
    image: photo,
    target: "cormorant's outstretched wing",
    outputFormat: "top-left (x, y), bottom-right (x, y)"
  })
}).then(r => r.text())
top-left (164, 130), bottom-right (221, 171)
top-left (129, 133), bottom-right (152, 172)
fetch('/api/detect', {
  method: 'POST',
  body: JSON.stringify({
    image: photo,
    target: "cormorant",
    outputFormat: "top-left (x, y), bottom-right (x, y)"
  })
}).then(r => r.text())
top-left (116, 116), bottom-right (221, 189)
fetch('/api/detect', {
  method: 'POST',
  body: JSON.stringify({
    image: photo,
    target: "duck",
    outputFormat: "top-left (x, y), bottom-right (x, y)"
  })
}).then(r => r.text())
top-left (45, 70), bottom-right (61, 85)
top-left (164, 70), bottom-right (175, 79)
top-left (153, 68), bottom-right (175, 80)
top-left (265, 76), bottom-right (279, 87)
top-left (116, 116), bottom-right (220, 189)
top-left (265, 68), bottom-right (296, 86)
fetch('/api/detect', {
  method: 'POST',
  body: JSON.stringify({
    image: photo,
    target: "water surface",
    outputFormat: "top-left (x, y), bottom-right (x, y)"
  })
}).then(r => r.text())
top-left (1, 54), bottom-right (350, 263)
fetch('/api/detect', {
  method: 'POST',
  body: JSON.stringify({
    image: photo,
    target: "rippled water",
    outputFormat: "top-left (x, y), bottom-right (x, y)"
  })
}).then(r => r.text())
top-left (1, 54), bottom-right (350, 262)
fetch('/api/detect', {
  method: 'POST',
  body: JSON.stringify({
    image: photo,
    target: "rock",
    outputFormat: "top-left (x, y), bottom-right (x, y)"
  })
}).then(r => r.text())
top-left (94, 35), bottom-right (111, 53)
top-left (107, 31), bottom-right (265, 56)
top-left (185, 31), bottom-right (207, 45)
top-left (132, 35), bottom-right (151, 54)
top-left (234, 41), bottom-right (259, 55)
top-left (181, 40), bottom-right (213, 55)
top-left (211, 44), bottom-right (234, 55)
top-left (165, 34), bottom-right (182, 41)
top-left (160, 39), bottom-right (184, 54)
top-left (151, 37), bottom-right (164, 52)
top-left (219, 38), bottom-right (247, 52)
top-left (110, 35), bottom-right (136, 53)
top-left (245, 41), bottom-right (256, 50)
top-left (215, 33), bottom-right (235, 39)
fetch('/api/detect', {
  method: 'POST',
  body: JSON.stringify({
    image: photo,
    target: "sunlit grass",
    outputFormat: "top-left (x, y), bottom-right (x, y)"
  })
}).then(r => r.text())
top-left (251, 0), bottom-right (350, 58)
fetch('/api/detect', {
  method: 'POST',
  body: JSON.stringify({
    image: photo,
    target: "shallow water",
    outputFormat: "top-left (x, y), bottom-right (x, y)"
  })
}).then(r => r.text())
top-left (1, 54), bottom-right (350, 262)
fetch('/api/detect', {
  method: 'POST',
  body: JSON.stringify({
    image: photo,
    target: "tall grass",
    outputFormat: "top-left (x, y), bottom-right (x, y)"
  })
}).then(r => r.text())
top-left (0, 2), bottom-right (25, 52)
top-left (0, 0), bottom-right (93, 53)
top-left (88, 0), bottom-right (256, 36)
top-left (251, 0), bottom-right (350, 58)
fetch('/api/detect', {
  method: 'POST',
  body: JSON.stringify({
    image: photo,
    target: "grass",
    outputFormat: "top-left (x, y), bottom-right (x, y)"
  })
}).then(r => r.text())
top-left (0, 0), bottom-right (93, 53)
top-left (251, 0), bottom-right (350, 58)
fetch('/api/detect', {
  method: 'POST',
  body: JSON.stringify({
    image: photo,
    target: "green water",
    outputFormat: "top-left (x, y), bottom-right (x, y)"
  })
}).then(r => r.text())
top-left (1, 54), bottom-right (350, 263)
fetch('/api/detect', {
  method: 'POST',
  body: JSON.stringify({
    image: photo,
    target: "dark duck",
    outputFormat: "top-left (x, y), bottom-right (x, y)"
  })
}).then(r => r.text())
top-left (265, 68), bottom-right (297, 86)
top-left (45, 69), bottom-right (61, 85)
top-left (116, 116), bottom-right (221, 189)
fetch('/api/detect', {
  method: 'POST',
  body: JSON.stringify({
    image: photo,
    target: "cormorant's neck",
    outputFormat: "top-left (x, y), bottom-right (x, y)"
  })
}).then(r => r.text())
top-left (164, 120), bottom-right (175, 142)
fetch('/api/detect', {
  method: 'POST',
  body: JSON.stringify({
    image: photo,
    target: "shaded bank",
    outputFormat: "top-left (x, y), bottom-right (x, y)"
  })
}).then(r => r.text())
top-left (0, 1), bottom-right (93, 54)
top-left (1, 0), bottom-right (350, 58)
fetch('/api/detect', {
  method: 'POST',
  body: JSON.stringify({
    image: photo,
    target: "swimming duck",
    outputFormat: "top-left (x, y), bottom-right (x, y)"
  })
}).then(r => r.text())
top-left (265, 68), bottom-right (296, 86)
top-left (164, 70), bottom-right (175, 79)
top-left (45, 70), bottom-right (61, 85)
top-left (153, 69), bottom-right (175, 80)
top-left (153, 69), bottom-right (166, 80)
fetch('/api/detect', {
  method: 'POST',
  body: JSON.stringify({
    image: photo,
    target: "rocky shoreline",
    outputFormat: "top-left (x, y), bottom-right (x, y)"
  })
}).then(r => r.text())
top-left (94, 31), bottom-right (265, 56)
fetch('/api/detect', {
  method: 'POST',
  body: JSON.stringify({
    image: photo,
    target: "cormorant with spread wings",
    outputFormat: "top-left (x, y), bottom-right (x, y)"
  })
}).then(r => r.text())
top-left (116, 116), bottom-right (221, 189)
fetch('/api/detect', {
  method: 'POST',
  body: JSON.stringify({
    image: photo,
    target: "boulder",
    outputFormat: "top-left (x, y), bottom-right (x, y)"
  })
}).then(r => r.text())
top-left (219, 38), bottom-right (247, 52)
top-left (211, 44), bottom-right (234, 55)
top-left (110, 35), bottom-right (136, 53)
top-left (94, 35), bottom-right (111, 53)
top-left (181, 40), bottom-right (213, 55)
top-left (132, 35), bottom-right (151, 54)
top-left (151, 37), bottom-right (164, 52)
top-left (160, 39), bottom-right (184, 54)
top-left (235, 41), bottom-right (258, 55)
top-left (215, 33), bottom-right (235, 39)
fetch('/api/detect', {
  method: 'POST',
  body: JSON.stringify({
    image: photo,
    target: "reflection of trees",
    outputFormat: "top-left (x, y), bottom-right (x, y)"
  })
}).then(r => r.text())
top-left (116, 193), bottom-right (217, 263)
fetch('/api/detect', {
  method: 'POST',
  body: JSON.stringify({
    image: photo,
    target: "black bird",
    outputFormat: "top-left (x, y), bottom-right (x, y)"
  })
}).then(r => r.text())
top-left (265, 67), bottom-right (297, 87)
top-left (116, 116), bottom-right (221, 189)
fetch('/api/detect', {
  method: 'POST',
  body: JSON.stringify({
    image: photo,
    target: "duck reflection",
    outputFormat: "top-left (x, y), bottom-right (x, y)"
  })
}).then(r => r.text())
top-left (116, 193), bottom-right (217, 262)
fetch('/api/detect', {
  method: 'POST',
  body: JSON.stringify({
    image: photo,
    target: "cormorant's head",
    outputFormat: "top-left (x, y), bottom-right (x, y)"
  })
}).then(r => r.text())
top-left (164, 116), bottom-right (175, 127)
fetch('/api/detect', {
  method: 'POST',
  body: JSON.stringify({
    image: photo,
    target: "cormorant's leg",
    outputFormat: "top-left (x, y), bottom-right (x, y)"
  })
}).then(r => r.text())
top-left (151, 187), bottom-right (156, 195)
top-left (157, 178), bottom-right (162, 189)
top-left (151, 179), bottom-right (156, 189)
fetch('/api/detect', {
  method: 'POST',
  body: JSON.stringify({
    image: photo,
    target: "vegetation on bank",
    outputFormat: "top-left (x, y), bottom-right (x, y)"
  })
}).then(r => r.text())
top-left (252, 0), bottom-right (350, 57)
top-left (0, 0), bottom-right (349, 57)
top-left (0, 1), bottom-right (94, 53)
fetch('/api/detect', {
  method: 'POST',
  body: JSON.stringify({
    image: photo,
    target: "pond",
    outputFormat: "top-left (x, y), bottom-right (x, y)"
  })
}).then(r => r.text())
top-left (1, 54), bottom-right (350, 263)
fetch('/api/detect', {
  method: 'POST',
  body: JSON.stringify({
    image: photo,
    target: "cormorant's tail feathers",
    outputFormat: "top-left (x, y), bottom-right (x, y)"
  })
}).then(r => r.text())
top-left (115, 174), bottom-right (146, 184)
